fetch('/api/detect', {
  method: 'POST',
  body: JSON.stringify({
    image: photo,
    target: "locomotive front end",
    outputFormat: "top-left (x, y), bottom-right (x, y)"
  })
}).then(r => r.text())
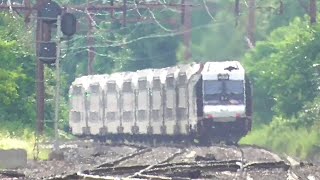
top-left (197, 61), bottom-right (251, 143)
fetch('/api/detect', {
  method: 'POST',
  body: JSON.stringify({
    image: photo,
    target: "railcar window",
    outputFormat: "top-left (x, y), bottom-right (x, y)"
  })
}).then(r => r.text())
top-left (123, 82), bottom-right (132, 92)
top-left (71, 111), bottom-right (81, 122)
top-left (89, 112), bottom-right (99, 122)
top-left (138, 80), bottom-right (147, 90)
top-left (90, 84), bottom-right (99, 93)
top-left (106, 112), bottom-right (116, 121)
top-left (152, 110), bottom-right (160, 121)
top-left (72, 86), bottom-right (82, 95)
top-left (123, 111), bottom-right (132, 122)
top-left (138, 110), bottom-right (146, 121)
top-left (177, 108), bottom-right (187, 120)
top-left (165, 108), bottom-right (173, 119)
top-left (107, 83), bottom-right (116, 92)
top-left (153, 79), bottom-right (161, 90)
top-left (166, 77), bottom-right (174, 89)
top-left (177, 75), bottom-right (187, 86)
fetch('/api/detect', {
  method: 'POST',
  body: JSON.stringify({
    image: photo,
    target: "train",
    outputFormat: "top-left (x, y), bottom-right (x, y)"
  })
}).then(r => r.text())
top-left (68, 61), bottom-right (253, 144)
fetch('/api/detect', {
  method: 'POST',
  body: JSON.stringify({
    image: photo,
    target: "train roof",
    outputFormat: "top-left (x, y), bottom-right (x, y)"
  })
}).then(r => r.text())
top-left (166, 66), bottom-right (179, 78)
top-left (201, 61), bottom-right (245, 80)
top-left (136, 68), bottom-right (154, 79)
top-left (152, 68), bottom-right (169, 83)
top-left (123, 71), bottom-right (136, 81)
top-left (107, 71), bottom-right (130, 88)
top-left (134, 69), bottom-right (154, 86)
top-left (88, 74), bottom-right (109, 88)
top-left (176, 63), bottom-right (201, 80)
top-left (71, 75), bottom-right (92, 89)
top-left (69, 61), bottom-right (247, 90)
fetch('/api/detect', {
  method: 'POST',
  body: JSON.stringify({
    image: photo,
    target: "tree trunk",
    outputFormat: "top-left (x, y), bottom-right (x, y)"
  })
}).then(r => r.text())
top-left (310, 0), bottom-right (317, 24)
top-left (247, 0), bottom-right (256, 48)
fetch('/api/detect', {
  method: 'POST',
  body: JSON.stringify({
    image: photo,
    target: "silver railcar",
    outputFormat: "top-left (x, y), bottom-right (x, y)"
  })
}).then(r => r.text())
top-left (69, 61), bottom-right (252, 143)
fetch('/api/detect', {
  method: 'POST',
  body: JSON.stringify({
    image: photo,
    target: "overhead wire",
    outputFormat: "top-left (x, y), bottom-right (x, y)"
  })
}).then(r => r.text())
top-left (62, 18), bottom-right (237, 51)
top-left (202, 0), bottom-right (215, 21)
top-left (158, 0), bottom-right (181, 13)
top-left (68, 1), bottom-right (182, 37)
top-left (58, 0), bottom-right (247, 63)
top-left (147, 6), bottom-right (176, 32)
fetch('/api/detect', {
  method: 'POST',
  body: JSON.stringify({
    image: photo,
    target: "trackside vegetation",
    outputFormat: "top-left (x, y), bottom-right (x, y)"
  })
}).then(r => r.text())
top-left (241, 16), bottom-right (320, 160)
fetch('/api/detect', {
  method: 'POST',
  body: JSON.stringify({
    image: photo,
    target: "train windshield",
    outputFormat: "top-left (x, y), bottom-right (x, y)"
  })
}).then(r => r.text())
top-left (225, 80), bottom-right (244, 94)
top-left (203, 80), bottom-right (244, 105)
top-left (204, 80), bottom-right (223, 95)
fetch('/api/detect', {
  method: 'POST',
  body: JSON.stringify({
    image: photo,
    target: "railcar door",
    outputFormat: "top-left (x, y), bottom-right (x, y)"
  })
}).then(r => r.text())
top-left (69, 85), bottom-right (86, 135)
top-left (176, 74), bottom-right (188, 135)
top-left (105, 82), bottom-right (121, 134)
top-left (164, 76), bottom-right (177, 135)
top-left (87, 84), bottom-right (104, 135)
top-left (135, 79), bottom-right (149, 134)
top-left (121, 81), bottom-right (135, 134)
top-left (150, 78), bottom-right (163, 135)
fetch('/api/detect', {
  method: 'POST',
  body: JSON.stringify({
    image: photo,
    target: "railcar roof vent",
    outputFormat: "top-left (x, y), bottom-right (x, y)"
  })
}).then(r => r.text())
top-left (224, 65), bottom-right (239, 72)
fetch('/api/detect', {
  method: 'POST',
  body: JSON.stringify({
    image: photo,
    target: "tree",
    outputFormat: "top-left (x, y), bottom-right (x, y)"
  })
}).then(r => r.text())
top-left (244, 17), bottom-right (320, 123)
top-left (0, 13), bottom-right (36, 123)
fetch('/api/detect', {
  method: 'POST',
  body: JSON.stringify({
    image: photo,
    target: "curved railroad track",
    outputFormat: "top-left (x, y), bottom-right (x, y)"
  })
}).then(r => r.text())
top-left (41, 140), bottom-right (319, 180)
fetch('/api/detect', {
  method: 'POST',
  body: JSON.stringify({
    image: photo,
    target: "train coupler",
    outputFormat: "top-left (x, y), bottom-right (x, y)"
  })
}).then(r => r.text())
top-left (131, 126), bottom-right (139, 134)
top-left (147, 126), bottom-right (153, 134)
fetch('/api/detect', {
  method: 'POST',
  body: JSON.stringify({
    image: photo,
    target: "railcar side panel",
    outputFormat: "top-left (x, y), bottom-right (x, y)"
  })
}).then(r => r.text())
top-left (176, 75), bottom-right (188, 135)
top-left (136, 88), bottom-right (149, 134)
top-left (164, 87), bottom-right (176, 135)
top-left (151, 85), bottom-right (163, 135)
top-left (188, 74), bottom-right (202, 133)
top-left (122, 92), bottom-right (135, 134)
top-left (105, 83), bottom-right (121, 134)
top-left (87, 84), bottom-right (103, 135)
top-left (69, 85), bottom-right (85, 135)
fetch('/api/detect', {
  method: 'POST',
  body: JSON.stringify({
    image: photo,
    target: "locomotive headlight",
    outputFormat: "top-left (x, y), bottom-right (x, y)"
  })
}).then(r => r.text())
top-left (205, 114), bottom-right (214, 119)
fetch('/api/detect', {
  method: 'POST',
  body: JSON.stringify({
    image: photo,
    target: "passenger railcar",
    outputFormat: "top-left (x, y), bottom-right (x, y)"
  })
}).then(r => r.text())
top-left (68, 61), bottom-right (252, 144)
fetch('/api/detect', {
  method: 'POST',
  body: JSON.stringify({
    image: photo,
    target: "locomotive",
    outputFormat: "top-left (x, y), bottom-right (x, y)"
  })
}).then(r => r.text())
top-left (68, 61), bottom-right (252, 144)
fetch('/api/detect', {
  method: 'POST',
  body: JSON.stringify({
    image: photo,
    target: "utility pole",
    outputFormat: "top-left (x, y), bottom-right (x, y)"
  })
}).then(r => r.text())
top-left (87, 12), bottom-right (95, 75)
top-left (247, 0), bottom-right (256, 48)
top-left (310, 0), bottom-right (317, 24)
top-left (234, 0), bottom-right (240, 26)
top-left (182, 0), bottom-right (192, 62)
top-left (87, 0), bottom-right (95, 75)
top-left (54, 15), bottom-right (62, 150)
top-left (36, 0), bottom-right (51, 135)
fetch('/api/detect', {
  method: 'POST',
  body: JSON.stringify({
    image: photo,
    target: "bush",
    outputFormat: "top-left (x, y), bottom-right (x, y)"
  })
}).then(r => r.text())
top-left (240, 116), bottom-right (320, 160)
top-left (0, 121), bottom-right (50, 160)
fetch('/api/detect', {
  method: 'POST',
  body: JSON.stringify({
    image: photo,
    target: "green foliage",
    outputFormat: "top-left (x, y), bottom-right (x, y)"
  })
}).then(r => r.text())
top-left (244, 17), bottom-right (320, 122)
top-left (0, 121), bottom-right (49, 160)
top-left (238, 5), bottom-right (320, 160)
top-left (0, 13), bottom-right (35, 123)
top-left (240, 116), bottom-right (320, 160)
top-left (293, 95), bottom-right (320, 128)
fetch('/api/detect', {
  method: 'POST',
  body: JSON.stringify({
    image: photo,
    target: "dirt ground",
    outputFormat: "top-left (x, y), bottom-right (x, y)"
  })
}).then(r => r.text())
top-left (0, 140), bottom-right (319, 180)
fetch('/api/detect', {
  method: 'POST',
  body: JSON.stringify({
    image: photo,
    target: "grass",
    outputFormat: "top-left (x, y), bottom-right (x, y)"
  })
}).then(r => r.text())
top-left (0, 122), bottom-right (51, 160)
top-left (0, 116), bottom-right (319, 161)
top-left (240, 119), bottom-right (320, 160)
top-left (0, 119), bottom-right (76, 161)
